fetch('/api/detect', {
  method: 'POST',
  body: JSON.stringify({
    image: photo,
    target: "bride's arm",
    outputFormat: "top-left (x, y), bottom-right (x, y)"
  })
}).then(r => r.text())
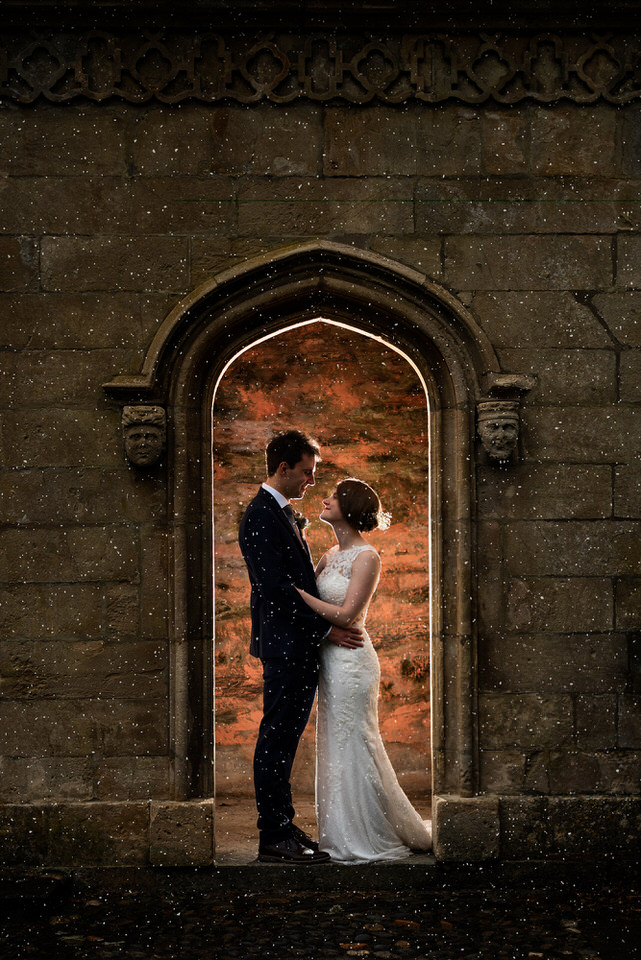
top-left (295, 550), bottom-right (380, 628)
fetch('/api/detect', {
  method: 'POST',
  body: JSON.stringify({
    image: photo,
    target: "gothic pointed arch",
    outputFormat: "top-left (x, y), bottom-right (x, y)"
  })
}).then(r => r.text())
top-left (104, 241), bottom-right (503, 829)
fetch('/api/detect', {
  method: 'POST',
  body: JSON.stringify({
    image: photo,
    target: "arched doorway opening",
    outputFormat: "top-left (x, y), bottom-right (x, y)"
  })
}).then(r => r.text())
top-left (212, 319), bottom-right (432, 856)
top-left (104, 241), bottom-right (502, 860)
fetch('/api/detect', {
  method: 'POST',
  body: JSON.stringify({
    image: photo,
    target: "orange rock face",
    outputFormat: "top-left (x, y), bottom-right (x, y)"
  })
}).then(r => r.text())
top-left (213, 320), bottom-right (431, 799)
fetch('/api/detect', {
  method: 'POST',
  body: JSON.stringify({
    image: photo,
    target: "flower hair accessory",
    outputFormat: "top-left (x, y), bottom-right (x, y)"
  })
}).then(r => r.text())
top-left (376, 509), bottom-right (392, 532)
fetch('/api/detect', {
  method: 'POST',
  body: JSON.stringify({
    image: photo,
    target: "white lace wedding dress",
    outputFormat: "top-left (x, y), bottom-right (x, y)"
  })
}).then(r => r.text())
top-left (315, 543), bottom-right (432, 863)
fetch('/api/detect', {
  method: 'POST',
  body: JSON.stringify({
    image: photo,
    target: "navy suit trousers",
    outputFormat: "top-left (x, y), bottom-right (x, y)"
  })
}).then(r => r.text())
top-left (254, 656), bottom-right (319, 845)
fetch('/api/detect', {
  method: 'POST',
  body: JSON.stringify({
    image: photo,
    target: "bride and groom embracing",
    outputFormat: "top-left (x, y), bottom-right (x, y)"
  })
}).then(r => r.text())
top-left (239, 430), bottom-right (432, 864)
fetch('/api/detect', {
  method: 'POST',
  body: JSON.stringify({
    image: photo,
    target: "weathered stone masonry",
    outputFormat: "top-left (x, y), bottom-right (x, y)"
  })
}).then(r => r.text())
top-left (1, 2), bottom-right (641, 864)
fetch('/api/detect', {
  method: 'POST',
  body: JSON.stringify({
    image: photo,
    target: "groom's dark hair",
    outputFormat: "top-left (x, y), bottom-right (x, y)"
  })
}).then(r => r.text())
top-left (265, 430), bottom-right (321, 476)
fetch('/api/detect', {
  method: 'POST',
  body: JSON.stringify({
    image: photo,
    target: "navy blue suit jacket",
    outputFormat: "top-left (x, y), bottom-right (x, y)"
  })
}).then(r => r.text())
top-left (238, 487), bottom-right (328, 660)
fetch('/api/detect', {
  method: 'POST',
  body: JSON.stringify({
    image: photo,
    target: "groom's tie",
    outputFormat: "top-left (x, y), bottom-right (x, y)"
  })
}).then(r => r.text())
top-left (282, 504), bottom-right (305, 546)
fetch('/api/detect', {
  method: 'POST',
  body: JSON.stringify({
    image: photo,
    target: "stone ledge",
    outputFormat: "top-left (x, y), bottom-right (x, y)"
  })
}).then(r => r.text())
top-left (0, 801), bottom-right (215, 868)
top-left (2, 797), bottom-right (641, 865)
top-left (434, 794), bottom-right (641, 861)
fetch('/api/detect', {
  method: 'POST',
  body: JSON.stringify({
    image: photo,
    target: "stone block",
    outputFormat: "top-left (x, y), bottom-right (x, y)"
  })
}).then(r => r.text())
top-left (415, 198), bottom-right (621, 236)
top-left (472, 291), bottom-right (611, 348)
top-left (479, 693), bottom-right (573, 750)
top-left (549, 750), bottom-right (641, 795)
top-left (0, 803), bottom-right (47, 866)
top-left (591, 291), bottom-right (641, 345)
top-left (324, 105), bottom-right (481, 177)
top-left (47, 801), bottom-right (149, 866)
top-left (140, 528), bottom-right (169, 639)
top-left (475, 577), bottom-right (505, 636)
top-left (0, 526), bottom-right (139, 583)
top-left (0, 237), bottom-right (37, 291)
top-left (94, 758), bottom-right (170, 800)
top-left (0, 177), bottom-right (136, 237)
top-left (324, 107), bottom-right (419, 176)
top-left (97, 699), bottom-right (168, 756)
top-left (433, 795), bottom-right (499, 861)
top-left (480, 632), bottom-right (626, 695)
top-left (497, 348), bottom-right (616, 405)
top-left (444, 236), bottom-right (612, 291)
top-left (479, 749), bottom-right (525, 794)
top-left (139, 291), bottom-right (185, 345)
top-left (189, 239), bottom-right (235, 286)
top-left (548, 750), bottom-right (604, 794)
top-left (576, 694), bottom-right (618, 750)
top-left (149, 800), bottom-right (214, 866)
top-left (0, 698), bottom-right (167, 757)
top-left (41, 237), bottom-right (189, 292)
top-left (620, 104), bottom-right (641, 176)
top-left (477, 464), bottom-right (612, 520)
top-left (368, 237), bottom-right (442, 279)
top-left (0, 757), bottom-right (93, 802)
top-left (620, 350), bottom-right (641, 403)
top-left (0, 583), bottom-right (103, 639)
top-left (212, 104), bottom-right (323, 177)
top-left (0, 292), bottom-right (144, 350)
top-left (1, 468), bottom-right (166, 527)
top-left (504, 520), bottom-right (641, 576)
top-left (619, 695), bottom-right (641, 748)
top-left (506, 578), bottom-right (613, 634)
top-left (616, 578), bottom-right (641, 630)
top-left (132, 106), bottom-right (217, 176)
top-left (0, 349), bottom-right (134, 408)
top-left (237, 178), bottom-right (414, 237)
top-left (105, 585), bottom-right (140, 639)
top-left (0, 407), bottom-right (123, 469)
top-left (482, 108), bottom-right (529, 175)
top-left (411, 107), bottom-right (485, 177)
top-left (131, 177), bottom-right (237, 235)
top-left (615, 465), bottom-right (641, 518)
top-left (531, 106), bottom-right (617, 176)
top-left (617, 236), bottom-right (641, 288)
top-left (547, 797), bottom-right (641, 858)
top-left (499, 797), bottom-right (548, 860)
top-left (0, 109), bottom-right (128, 176)
top-left (523, 751), bottom-right (550, 793)
top-left (525, 406), bottom-right (641, 463)
top-left (0, 639), bottom-right (166, 700)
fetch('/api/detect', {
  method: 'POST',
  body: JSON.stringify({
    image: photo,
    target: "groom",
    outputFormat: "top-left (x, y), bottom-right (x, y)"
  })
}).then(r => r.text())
top-left (239, 429), bottom-right (363, 863)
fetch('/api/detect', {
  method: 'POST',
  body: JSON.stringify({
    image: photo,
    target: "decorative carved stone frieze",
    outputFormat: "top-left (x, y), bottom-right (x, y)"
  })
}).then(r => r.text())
top-left (122, 404), bottom-right (166, 467)
top-left (2, 30), bottom-right (641, 105)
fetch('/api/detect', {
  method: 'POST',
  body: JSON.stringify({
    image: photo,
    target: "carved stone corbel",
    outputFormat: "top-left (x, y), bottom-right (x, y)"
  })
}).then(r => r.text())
top-left (122, 405), bottom-right (166, 467)
top-left (477, 373), bottom-right (536, 463)
top-left (477, 399), bottom-right (521, 462)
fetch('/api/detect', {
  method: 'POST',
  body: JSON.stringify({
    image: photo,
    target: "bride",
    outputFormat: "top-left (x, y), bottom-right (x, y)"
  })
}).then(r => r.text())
top-left (295, 478), bottom-right (432, 863)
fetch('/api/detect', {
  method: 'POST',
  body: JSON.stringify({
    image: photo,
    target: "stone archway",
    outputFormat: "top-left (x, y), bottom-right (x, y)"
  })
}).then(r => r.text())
top-left (105, 241), bottom-right (502, 859)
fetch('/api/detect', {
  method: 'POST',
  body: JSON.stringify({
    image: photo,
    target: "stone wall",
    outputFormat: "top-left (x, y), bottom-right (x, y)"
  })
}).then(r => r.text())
top-left (1, 10), bottom-right (641, 864)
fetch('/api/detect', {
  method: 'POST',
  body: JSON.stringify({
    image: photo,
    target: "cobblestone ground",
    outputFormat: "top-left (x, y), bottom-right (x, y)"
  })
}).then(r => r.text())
top-left (1, 872), bottom-right (640, 960)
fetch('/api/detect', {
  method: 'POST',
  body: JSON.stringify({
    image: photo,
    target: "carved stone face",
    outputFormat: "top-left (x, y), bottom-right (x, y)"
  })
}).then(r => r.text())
top-left (477, 401), bottom-right (520, 461)
top-left (122, 406), bottom-right (166, 467)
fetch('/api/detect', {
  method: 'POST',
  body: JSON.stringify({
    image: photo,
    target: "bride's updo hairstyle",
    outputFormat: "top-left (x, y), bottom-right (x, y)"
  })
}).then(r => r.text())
top-left (336, 478), bottom-right (391, 533)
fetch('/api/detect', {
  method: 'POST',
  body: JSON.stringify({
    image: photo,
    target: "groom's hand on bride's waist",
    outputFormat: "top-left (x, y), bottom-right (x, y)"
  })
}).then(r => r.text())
top-left (327, 624), bottom-right (365, 649)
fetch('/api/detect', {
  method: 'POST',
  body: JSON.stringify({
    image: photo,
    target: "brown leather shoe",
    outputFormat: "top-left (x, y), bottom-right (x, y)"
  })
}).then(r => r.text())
top-left (258, 836), bottom-right (330, 864)
top-left (291, 824), bottom-right (320, 851)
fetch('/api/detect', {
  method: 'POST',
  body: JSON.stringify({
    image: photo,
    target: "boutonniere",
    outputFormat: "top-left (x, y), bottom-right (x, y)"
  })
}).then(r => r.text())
top-left (293, 511), bottom-right (310, 533)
